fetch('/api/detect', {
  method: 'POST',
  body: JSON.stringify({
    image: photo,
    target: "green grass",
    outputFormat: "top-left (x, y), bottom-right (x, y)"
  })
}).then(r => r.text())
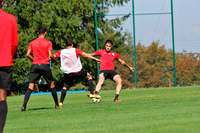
top-left (5, 86), bottom-right (200, 133)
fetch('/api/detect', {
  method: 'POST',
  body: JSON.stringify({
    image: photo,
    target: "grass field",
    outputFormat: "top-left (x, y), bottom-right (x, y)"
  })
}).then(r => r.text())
top-left (4, 86), bottom-right (200, 133)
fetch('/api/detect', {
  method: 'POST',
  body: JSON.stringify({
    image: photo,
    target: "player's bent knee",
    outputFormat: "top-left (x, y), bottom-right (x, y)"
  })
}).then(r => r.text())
top-left (28, 83), bottom-right (35, 90)
top-left (87, 72), bottom-right (93, 80)
top-left (0, 89), bottom-right (7, 101)
top-left (98, 75), bottom-right (105, 82)
top-left (115, 77), bottom-right (122, 84)
top-left (62, 85), bottom-right (68, 90)
top-left (119, 78), bottom-right (122, 84)
top-left (50, 82), bottom-right (55, 88)
top-left (98, 79), bottom-right (104, 85)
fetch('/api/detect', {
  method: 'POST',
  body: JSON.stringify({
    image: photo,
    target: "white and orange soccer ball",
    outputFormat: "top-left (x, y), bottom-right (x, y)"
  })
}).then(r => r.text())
top-left (92, 98), bottom-right (101, 103)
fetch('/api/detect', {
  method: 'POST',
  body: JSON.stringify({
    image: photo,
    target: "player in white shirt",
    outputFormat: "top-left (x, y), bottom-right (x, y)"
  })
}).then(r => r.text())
top-left (54, 39), bottom-right (101, 106)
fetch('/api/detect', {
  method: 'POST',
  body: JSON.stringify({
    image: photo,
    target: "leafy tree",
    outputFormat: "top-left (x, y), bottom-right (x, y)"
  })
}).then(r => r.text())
top-left (176, 52), bottom-right (200, 86)
top-left (3, 0), bottom-right (130, 89)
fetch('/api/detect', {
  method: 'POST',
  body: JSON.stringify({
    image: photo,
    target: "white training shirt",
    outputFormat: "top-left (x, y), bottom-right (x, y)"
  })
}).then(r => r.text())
top-left (55, 48), bottom-right (83, 74)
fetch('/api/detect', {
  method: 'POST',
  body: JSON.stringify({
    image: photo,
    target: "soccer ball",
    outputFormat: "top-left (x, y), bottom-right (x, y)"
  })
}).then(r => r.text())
top-left (92, 98), bottom-right (101, 103)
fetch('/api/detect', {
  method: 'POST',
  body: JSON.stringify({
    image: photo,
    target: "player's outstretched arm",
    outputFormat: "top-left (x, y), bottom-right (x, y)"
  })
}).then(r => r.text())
top-left (48, 50), bottom-right (53, 59)
top-left (26, 49), bottom-right (33, 61)
top-left (53, 54), bottom-right (57, 59)
top-left (90, 53), bottom-right (95, 56)
top-left (52, 51), bottom-right (61, 65)
top-left (48, 50), bottom-right (58, 65)
top-left (118, 58), bottom-right (135, 72)
top-left (81, 52), bottom-right (101, 63)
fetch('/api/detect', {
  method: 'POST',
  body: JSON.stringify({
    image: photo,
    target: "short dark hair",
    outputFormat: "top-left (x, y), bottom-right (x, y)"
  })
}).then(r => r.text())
top-left (66, 39), bottom-right (73, 47)
top-left (105, 39), bottom-right (113, 46)
top-left (0, 0), bottom-right (3, 8)
top-left (38, 26), bottom-right (47, 35)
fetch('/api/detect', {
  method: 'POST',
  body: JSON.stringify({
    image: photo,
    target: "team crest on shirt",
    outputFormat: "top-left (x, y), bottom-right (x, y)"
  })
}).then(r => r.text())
top-left (107, 52), bottom-right (115, 56)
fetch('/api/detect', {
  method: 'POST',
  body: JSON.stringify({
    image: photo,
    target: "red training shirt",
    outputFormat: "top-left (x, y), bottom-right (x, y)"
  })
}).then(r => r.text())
top-left (28, 38), bottom-right (52, 64)
top-left (0, 9), bottom-right (18, 67)
top-left (94, 49), bottom-right (120, 71)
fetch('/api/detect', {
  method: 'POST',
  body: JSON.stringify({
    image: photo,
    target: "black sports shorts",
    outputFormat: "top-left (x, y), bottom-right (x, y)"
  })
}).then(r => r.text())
top-left (0, 67), bottom-right (13, 90)
top-left (29, 64), bottom-right (53, 84)
top-left (64, 69), bottom-right (87, 87)
top-left (100, 70), bottom-right (118, 80)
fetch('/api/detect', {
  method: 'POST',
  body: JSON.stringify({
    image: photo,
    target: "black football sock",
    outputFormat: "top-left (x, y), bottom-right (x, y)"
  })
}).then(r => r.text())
top-left (51, 88), bottom-right (59, 106)
top-left (0, 101), bottom-right (7, 133)
top-left (95, 91), bottom-right (99, 95)
top-left (114, 94), bottom-right (119, 100)
top-left (88, 79), bottom-right (94, 94)
top-left (23, 89), bottom-right (33, 107)
top-left (60, 89), bottom-right (67, 103)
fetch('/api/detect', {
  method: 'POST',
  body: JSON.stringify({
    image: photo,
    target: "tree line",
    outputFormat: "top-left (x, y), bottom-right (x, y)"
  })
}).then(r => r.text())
top-left (117, 41), bottom-right (200, 89)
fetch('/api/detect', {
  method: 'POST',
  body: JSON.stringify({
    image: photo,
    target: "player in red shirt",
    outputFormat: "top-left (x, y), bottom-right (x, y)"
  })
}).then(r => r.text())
top-left (92, 40), bottom-right (134, 102)
top-left (21, 26), bottom-right (61, 111)
top-left (54, 39), bottom-right (101, 106)
top-left (0, 0), bottom-right (18, 132)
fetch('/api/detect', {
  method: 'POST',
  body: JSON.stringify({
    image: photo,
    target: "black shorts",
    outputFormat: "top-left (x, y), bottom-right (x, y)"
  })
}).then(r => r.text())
top-left (100, 70), bottom-right (118, 80)
top-left (64, 69), bottom-right (87, 88)
top-left (0, 67), bottom-right (13, 90)
top-left (29, 64), bottom-right (53, 84)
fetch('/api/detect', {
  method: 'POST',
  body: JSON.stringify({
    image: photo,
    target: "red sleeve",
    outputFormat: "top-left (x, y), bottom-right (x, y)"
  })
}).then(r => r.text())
top-left (28, 42), bottom-right (32, 51)
top-left (75, 48), bottom-right (83, 57)
top-left (94, 50), bottom-right (101, 56)
top-left (48, 41), bottom-right (53, 51)
top-left (115, 53), bottom-right (120, 60)
top-left (11, 16), bottom-right (18, 56)
top-left (54, 50), bottom-right (61, 58)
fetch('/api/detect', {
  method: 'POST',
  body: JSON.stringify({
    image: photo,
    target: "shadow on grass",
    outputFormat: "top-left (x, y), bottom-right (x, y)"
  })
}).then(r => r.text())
top-left (28, 107), bottom-right (54, 111)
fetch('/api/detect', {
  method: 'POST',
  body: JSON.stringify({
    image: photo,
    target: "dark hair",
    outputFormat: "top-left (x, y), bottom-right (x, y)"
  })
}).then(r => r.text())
top-left (38, 26), bottom-right (47, 35)
top-left (66, 39), bottom-right (73, 47)
top-left (0, 0), bottom-right (3, 8)
top-left (105, 39), bottom-right (113, 46)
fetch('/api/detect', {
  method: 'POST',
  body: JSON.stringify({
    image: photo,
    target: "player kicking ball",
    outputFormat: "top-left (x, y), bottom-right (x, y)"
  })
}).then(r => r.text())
top-left (53, 39), bottom-right (101, 107)
top-left (91, 40), bottom-right (135, 102)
